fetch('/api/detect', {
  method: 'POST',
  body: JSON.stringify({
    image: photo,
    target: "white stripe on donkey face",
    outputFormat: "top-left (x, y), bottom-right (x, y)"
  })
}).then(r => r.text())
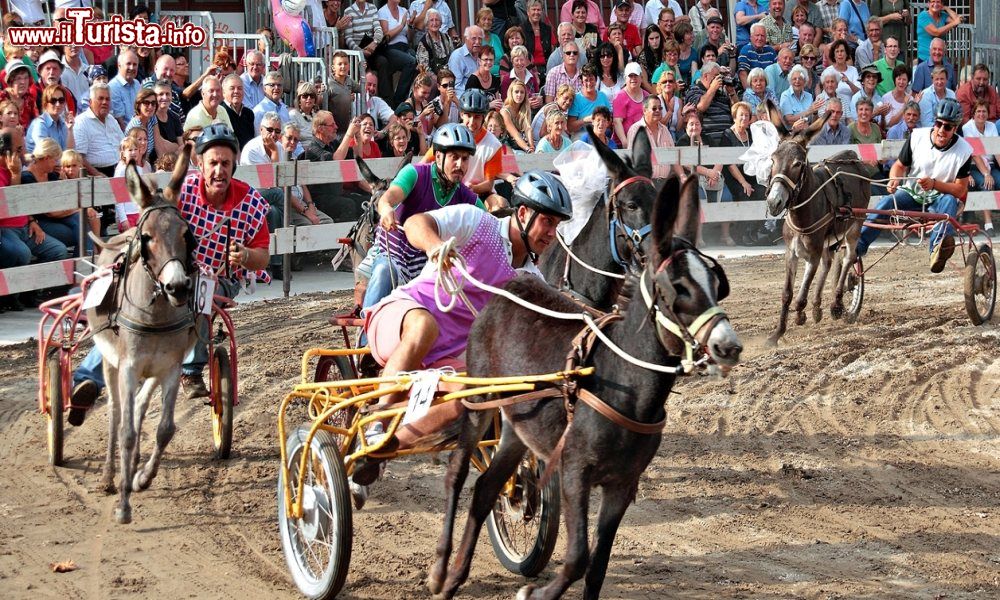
top-left (681, 252), bottom-right (740, 375)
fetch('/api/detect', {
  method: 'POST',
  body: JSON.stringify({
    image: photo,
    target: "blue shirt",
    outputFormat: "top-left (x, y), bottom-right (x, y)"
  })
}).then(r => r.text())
top-left (253, 98), bottom-right (292, 131)
top-left (738, 44), bottom-right (778, 76)
top-left (763, 63), bottom-right (792, 98)
top-left (567, 91), bottom-right (611, 120)
top-left (916, 10), bottom-right (947, 62)
top-left (579, 132), bottom-right (617, 149)
top-left (448, 45), bottom-right (478, 95)
top-left (109, 74), bottom-right (140, 122)
top-left (779, 87), bottom-right (813, 118)
top-left (911, 60), bottom-right (956, 94)
top-left (25, 113), bottom-right (68, 152)
top-left (240, 72), bottom-right (266, 110)
top-left (734, 1), bottom-right (767, 49)
top-left (838, 0), bottom-right (871, 42)
top-left (917, 88), bottom-right (957, 128)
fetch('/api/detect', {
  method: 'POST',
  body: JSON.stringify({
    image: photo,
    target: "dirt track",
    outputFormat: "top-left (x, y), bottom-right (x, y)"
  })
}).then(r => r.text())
top-left (1, 246), bottom-right (998, 599)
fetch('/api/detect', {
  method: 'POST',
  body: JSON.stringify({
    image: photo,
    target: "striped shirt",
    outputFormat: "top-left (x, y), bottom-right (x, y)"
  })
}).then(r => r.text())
top-left (343, 2), bottom-right (384, 52)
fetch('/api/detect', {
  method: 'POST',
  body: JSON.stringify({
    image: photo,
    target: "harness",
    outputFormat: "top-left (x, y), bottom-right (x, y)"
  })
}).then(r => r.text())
top-left (607, 175), bottom-right (655, 269)
top-left (769, 156), bottom-right (856, 239)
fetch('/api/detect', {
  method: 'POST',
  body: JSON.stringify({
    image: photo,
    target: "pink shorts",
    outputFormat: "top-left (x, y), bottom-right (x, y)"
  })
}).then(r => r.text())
top-left (364, 297), bottom-right (465, 371)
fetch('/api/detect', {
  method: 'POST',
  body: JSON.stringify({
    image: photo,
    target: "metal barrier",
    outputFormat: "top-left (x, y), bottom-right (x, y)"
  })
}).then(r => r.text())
top-left (287, 57), bottom-right (330, 110)
top-left (213, 33), bottom-right (272, 73)
top-left (157, 11), bottom-right (216, 72)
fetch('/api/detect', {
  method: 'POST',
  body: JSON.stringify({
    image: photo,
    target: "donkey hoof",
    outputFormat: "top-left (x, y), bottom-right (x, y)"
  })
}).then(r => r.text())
top-left (516, 584), bottom-right (537, 600)
top-left (115, 506), bottom-right (132, 525)
top-left (795, 312), bottom-right (806, 326)
top-left (830, 304), bottom-right (844, 320)
top-left (765, 335), bottom-right (780, 348)
top-left (812, 306), bottom-right (823, 323)
top-left (426, 572), bottom-right (444, 596)
top-left (133, 471), bottom-right (153, 491)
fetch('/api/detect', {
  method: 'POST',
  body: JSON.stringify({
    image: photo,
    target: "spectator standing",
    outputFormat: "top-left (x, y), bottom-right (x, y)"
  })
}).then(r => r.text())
top-left (109, 50), bottom-right (140, 129)
top-left (609, 1), bottom-right (643, 52)
top-left (240, 51), bottom-right (267, 110)
top-left (140, 55), bottom-right (184, 121)
top-left (185, 76), bottom-right (234, 132)
top-left (522, 0), bottom-right (556, 77)
top-left (252, 72), bottom-right (291, 131)
top-left (74, 83), bottom-right (124, 177)
top-left (838, 0), bottom-right (871, 43)
top-left (760, 0), bottom-right (794, 51)
top-left (376, 0), bottom-right (418, 106)
top-left (735, 0), bottom-right (769, 50)
top-left (61, 45), bottom-right (90, 113)
top-left (449, 26), bottom-right (484, 95)
top-left (854, 17), bottom-right (882, 68)
top-left (956, 64), bottom-right (1000, 123)
top-left (26, 85), bottom-right (75, 153)
top-left (560, 0), bottom-right (607, 38)
top-left (544, 41), bottom-right (584, 103)
top-left (410, 0), bottom-right (458, 44)
top-left (916, 0), bottom-right (962, 63)
top-left (570, 0), bottom-right (601, 55)
top-left (477, 8), bottom-right (506, 78)
top-left (912, 37), bottom-right (956, 93)
top-left (688, 0), bottom-right (718, 35)
top-left (221, 75), bottom-right (255, 150)
top-left (786, 0), bottom-right (826, 40)
top-left (613, 62), bottom-right (648, 146)
top-left (868, 0), bottom-right (909, 57)
top-left (328, 51), bottom-right (360, 136)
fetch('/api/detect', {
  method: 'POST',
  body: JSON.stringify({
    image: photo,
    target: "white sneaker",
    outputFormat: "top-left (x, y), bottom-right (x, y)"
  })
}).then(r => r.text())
top-left (365, 422), bottom-right (386, 445)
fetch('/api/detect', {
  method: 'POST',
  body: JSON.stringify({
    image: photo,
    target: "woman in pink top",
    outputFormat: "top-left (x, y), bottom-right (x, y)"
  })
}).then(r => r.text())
top-left (612, 62), bottom-right (648, 147)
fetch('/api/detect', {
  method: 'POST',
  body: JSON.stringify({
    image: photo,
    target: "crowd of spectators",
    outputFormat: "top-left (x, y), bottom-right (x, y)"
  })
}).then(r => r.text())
top-left (1, 0), bottom-right (997, 311)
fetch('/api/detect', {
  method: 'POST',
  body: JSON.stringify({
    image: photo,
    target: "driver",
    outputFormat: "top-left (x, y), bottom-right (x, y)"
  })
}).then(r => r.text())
top-left (855, 98), bottom-right (972, 273)
top-left (69, 125), bottom-right (272, 423)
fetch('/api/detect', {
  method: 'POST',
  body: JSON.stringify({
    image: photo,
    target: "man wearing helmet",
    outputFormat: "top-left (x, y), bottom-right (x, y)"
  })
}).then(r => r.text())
top-left (423, 88), bottom-right (515, 201)
top-left (856, 97), bottom-right (972, 273)
top-left (361, 123), bottom-right (486, 314)
top-left (69, 125), bottom-right (272, 415)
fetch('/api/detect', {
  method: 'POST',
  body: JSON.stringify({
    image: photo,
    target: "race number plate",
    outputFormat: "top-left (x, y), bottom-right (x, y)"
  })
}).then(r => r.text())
top-left (195, 276), bottom-right (216, 315)
top-left (403, 370), bottom-right (441, 425)
top-left (81, 274), bottom-right (113, 309)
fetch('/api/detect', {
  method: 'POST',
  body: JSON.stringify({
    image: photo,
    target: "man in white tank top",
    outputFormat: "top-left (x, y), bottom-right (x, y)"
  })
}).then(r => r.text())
top-left (856, 97), bottom-right (972, 273)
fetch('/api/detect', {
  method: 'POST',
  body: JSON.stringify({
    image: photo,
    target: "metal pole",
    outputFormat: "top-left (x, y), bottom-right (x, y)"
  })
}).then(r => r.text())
top-left (77, 180), bottom-right (86, 260)
top-left (282, 178), bottom-right (292, 298)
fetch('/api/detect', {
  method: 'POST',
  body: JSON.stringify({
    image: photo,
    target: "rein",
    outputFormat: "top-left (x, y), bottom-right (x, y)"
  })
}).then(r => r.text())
top-left (608, 176), bottom-right (655, 269)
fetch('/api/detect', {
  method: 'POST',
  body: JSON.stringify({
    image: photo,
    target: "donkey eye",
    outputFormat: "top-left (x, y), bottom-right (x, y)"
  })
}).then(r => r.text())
top-left (625, 201), bottom-right (639, 211)
top-left (673, 282), bottom-right (692, 298)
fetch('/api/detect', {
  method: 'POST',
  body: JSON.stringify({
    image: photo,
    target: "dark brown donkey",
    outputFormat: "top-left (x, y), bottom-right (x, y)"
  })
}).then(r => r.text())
top-left (427, 176), bottom-right (742, 600)
top-left (762, 101), bottom-right (872, 345)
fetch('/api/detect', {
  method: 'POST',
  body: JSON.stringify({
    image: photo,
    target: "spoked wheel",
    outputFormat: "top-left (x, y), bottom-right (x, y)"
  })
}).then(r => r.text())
top-left (210, 346), bottom-right (234, 459)
top-left (486, 453), bottom-right (561, 576)
top-left (844, 255), bottom-right (865, 324)
top-left (964, 243), bottom-right (997, 325)
top-left (45, 352), bottom-right (64, 467)
top-left (278, 427), bottom-right (353, 600)
top-left (313, 355), bottom-right (359, 445)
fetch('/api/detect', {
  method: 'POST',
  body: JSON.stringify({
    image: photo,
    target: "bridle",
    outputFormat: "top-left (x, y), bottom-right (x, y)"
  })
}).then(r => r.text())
top-left (608, 175), bottom-right (655, 270)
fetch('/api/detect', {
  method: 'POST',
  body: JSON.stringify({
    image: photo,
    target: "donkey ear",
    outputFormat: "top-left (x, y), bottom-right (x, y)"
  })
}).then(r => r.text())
top-left (398, 150), bottom-right (413, 171)
top-left (356, 155), bottom-right (381, 186)
top-left (797, 108), bottom-right (832, 146)
top-left (587, 124), bottom-right (631, 182)
top-left (125, 161), bottom-right (155, 210)
top-left (163, 140), bottom-right (193, 203)
top-left (672, 175), bottom-right (701, 244)
top-left (630, 126), bottom-right (654, 179)
top-left (651, 175), bottom-right (681, 262)
top-left (764, 98), bottom-right (791, 139)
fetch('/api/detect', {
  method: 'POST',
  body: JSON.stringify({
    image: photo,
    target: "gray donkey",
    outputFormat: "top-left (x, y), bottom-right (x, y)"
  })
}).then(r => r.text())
top-left (87, 148), bottom-right (197, 524)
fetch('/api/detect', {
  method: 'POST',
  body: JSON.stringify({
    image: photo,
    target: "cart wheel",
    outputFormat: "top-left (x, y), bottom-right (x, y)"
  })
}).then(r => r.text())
top-left (210, 346), bottom-right (233, 460)
top-left (486, 453), bottom-right (561, 577)
top-left (844, 256), bottom-right (865, 324)
top-left (278, 427), bottom-right (352, 600)
top-left (313, 355), bottom-right (359, 445)
top-left (964, 243), bottom-right (997, 325)
top-left (45, 353), bottom-right (64, 467)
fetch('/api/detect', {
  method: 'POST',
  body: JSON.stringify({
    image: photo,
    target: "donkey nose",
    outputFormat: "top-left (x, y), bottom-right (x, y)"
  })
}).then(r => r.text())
top-left (164, 276), bottom-right (191, 296)
top-left (712, 340), bottom-right (743, 364)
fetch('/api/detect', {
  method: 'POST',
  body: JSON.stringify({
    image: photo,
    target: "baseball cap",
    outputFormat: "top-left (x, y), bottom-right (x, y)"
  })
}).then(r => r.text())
top-left (624, 62), bottom-right (642, 77)
top-left (706, 16), bottom-right (725, 26)
top-left (86, 64), bottom-right (107, 83)
top-left (4, 59), bottom-right (30, 83)
top-left (37, 50), bottom-right (62, 69)
top-left (394, 102), bottom-right (415, 116)
top-left (615, 0), bottom-right (631, 9)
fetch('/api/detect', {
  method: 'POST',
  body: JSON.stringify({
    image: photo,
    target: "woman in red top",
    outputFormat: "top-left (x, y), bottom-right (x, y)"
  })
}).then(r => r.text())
top-left (522, 0), bottom-right (555, 76)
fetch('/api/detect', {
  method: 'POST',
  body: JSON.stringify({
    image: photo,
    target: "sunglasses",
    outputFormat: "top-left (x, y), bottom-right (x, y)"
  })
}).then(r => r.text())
top-left (802, 55), bottom-right (816, 60)
top-left (600, 53), bottom-right (614, 58)
top-left (934, 120), bottom-right (956, 132)
top-left (49, 97), bottom-right (66, 104)
top-left (299, 93), bottom-right (316, 99)
top-left (139, 99), bottom-right (155, 106)
top-left (660, 79), bottom-right (675, 84)
top-left (263, 126), bottom-right (281, 134)
top-left (564, 50), bottom-right (579, 56)
top-left (440, 81), bottom-right (455, 89)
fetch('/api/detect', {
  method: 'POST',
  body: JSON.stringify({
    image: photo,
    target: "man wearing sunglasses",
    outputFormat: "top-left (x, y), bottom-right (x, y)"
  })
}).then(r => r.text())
top-left (856, 98), bottom-right (972, 273)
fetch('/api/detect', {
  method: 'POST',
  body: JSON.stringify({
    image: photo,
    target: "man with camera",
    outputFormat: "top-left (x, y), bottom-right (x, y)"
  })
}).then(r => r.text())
top-left (685, 60), bottom-right (737, 146)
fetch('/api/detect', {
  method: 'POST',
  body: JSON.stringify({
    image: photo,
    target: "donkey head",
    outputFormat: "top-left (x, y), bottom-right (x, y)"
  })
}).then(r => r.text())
top-left (643, 175), bottom-right (742, 371)
top-left (357, 152), bottom-right (412, 212)
top-left (762, 99), bottom-right (831, 216)
top-left (125, 153), bottom-right (196, 307)
top-left (589, 125), bottom-right (657, 272)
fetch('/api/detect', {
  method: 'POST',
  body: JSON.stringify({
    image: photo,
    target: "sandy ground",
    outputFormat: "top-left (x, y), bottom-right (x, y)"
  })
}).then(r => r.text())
top-left (1, 246), bottom-right (998, 600)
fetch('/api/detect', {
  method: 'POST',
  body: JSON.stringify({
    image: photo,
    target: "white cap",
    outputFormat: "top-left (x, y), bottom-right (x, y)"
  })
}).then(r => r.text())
top-left (37, 50), bottom-right (62, 68)
top-left (624, 62), bottom-right (642, 77)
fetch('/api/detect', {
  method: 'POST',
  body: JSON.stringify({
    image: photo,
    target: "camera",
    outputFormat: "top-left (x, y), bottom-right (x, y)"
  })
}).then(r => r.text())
top-left (431, 97), bottom-right (444, 116)
top-left (719, 67), bottom-right (735, 87)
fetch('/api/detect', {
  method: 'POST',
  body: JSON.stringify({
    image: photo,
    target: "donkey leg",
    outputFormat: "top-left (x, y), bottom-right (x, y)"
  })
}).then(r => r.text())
top-left (437, 421), bottom-right (528, 600)
top-left (519, 463), bottom-right (592, 600)
top-left (811, 250), bottom-right (833, 323)
top-left (831, 233), bottom-right (859, 318)
top-left (794, 258), bottom-right (819, 326)
top-left (427, 409), bottom-right (491, 596)
top-left (829, 258), bottom-right (845, 318)
top-left (130, 378), bottom-right (157, 477)
top-left (115, 367), bottom-right (140, 524)
top-left (135, 373), bottom-right (180, 491)
top-left (100, 363), bottom-right (120, 494)
top-left (768, 251), bottom-right (798, 345)
top-left (582, 482), bottom-right (637, 600)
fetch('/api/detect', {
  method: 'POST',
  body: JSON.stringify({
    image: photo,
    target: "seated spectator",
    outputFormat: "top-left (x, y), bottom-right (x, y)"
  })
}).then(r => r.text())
top-left (406, 70), bottom-right (439, 138)
top-left (500, 45), bottom-right (543, 110)
top-left (252, 72), bottom-right (291, 131)
top-left (74, 82), bottom-right (124, 177)
top-left (873, 36), bottom-right (905, 95)
top-left (608, 2), bottom-right (643, 55)
top-left (814, 97), bottom-right (850, 144)
top-left (363, 70), bottom-right (396, 131)
top-left (544, 41), bottom-right (584, 103)
top-left (650, 4), bottom-right (680, 42)
top-left (691, 42), bottom-right (717, 83)
top-left (580, 105), bottom-right (618, 148)
top-left (416, 9), bottom-right (455, 76)
top-left (532, 84), bottom-right (575, 141)
top-left (484, 110), bottom-right (508, 146)
top-left (0, 59), bottom-right (39, 131)
top-left (594, 42), bottom-right (625, 101)
top-left (154, 151), bottom-right (179, 173)
top-left (685, 60), bottom-right (735, 145)
top-left (854, 17), bottom-right (883, 69)
top-left (500, 79), bottom-right (535, 152)
top-left (825, 39), bottom-right (859, 96)
top-left (911, 37), bottom-right (955, 94)
top-left (477, 8), bottom-right (505, 78)
top-left (410, 0), bottom-right (458, 45)
top-left (497, 26), bottom-right (527, 77)
top-left (124, 88), bottom-right (160, 162)
top-left (184, 76), bottom-right (233, 133)
top-left (280, 122), bottom-right (334, 228)
top-left (465, 46), bottom-right (504, 110)
top-left (114, 128), bottom-right (153, 175)
top-left (850, 98), bottom-right (883, 144)
top-left (302, 110), bottom-right (363, 222)
top-left (962, 99), bottom-right (999, 237)
top-left (779, 64), bottom-right (821, 129)
top-left (535, 110), bottom-right (571, 153)
top-left (957, 64), bottom-right (1000, 123)
top-left (650, 39), bottom-right (682, 89)
top-left (432, 68), bottom-right (462, 128)
top-left (22, 138), bottom-right (78, 249)
top-left (765, 48), bottom-right (795, 98)
top-left (676, 112), bottom-right (725, 216)
top-left (449, 26), bottom-right (484, 95)
top-left (637, 25), bottom-right (665, 92)
top-left (567, 64), bottom-right (612, 134)
top-left (734, 0), bottom-right (768, 50)
top-left (760, 0), bottom-right (794, 51)
top-left (384, 119), bottom-right (423, 158)
top-left (241, 112), bottom-right (286, 165)
top-left (674, 21), bottom-right (699, 85)
top-left (742, 67), bottom-right (779, 115)
top-left (27, 84), bottom-right (75, 153)
top-left (797, 43), bottom-right (822, 89)
top-left (220, 75), bottom-right (254, 151)
top-left (140, 54), bottom-right (184, 121)
top-left (917, 66), bottom-right (957, 127)
top-left (817, 66), bottom-right (855, 123)
top-left (58, 147), bottom-right (101, 239)
top-left (738, 23), bottom-right (778, 89)
top-left (376, 0), bottom-right (418, 106)
top-left (655, 70), bottom-right (683, 138)
top-left (604, 22), bottom-right (636, 69)
top-left (791, 20), bottom-right (818, 55)
top-left (344, 0), bottom-right (384, 76)
top-left (719, 101), bottom-right (766, 243)
top-left (335, 114), bottom-right (383, 163)
top-left (547, 25), bottom-right (582, 76)
top-left (382, 104), bottom-right (427, 156)
top-left (916, 0), bottom-right (962, 63)
top-left (696, 14), bottom-right (737, 69)
top-left (886, 100), bottom-right (920, 141)
top-left (31, 50), bottom-right (77, 116)
top-left (561, 0), bottom-right (607, 38)
top-left (290, 81), bottom-right (320, 145)
top-left (612, 62), bottom-right (648, 147)
top-left (688, 0), bottom-right (716, 35)
top-left (570, 0), bottom-right (601, 55)
top-left (628, 95), bottom-right (684, 179)
top-left (851, 66), bottom-right (890, 126)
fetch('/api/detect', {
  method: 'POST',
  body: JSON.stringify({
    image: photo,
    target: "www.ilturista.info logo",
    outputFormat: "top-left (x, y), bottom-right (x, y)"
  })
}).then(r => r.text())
top-left (6, 8), bottom-right (206, 48)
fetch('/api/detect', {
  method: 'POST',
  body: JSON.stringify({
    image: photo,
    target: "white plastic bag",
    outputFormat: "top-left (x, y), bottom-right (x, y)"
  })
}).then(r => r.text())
top-left (552, 141), bottom-right (608, 244)
top-left (740, 120), bottom-right (781, 186)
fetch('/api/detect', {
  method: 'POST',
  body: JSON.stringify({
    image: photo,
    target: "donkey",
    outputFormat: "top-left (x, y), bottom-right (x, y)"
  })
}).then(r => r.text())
top-left (427, 176), bottom-right (743, 600)
top-left (762, 101), bottom-right (872, 345)
top-left (538, 127), bottom-right (659, 311)
top-left (87, 149), bottom-right (197, 524)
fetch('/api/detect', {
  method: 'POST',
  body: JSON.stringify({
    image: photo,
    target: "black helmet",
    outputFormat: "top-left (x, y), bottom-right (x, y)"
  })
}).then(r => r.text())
top-left (195, 123), bottom-right (240, 155)
top-left (511, 171), bottom-right (573, 220)
top-left (459, 88), bottom-right (490, 114)
top-left (432, 123), bottom-right (477, 154)
top-left (935, 97), bottom-right (963, 124)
